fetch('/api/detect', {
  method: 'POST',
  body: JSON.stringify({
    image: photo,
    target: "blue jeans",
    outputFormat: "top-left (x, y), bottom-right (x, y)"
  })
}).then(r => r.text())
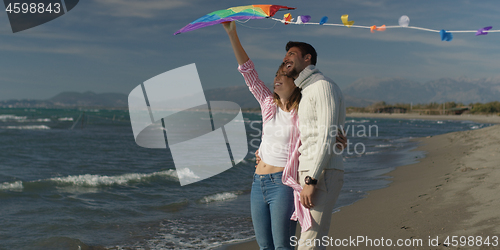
top-left (251, 172), bottom-right (296, 250)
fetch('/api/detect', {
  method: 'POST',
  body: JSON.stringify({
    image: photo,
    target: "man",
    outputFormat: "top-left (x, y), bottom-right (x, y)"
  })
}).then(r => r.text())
top-left (283, 41), bottom-right (346, 250)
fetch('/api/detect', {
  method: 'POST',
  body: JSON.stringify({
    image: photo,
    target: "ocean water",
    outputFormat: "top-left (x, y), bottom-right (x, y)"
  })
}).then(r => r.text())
top-left (0, 108), bottom-right (493, 250)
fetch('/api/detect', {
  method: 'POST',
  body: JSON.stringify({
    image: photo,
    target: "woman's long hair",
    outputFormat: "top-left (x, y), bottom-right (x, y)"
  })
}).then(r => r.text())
top-left (273, 63), bottom-right (302, 111)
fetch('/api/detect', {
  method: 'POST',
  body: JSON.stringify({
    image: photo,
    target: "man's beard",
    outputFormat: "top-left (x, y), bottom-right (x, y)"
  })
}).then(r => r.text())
top-left (286, 68), bottom-right (300, 79)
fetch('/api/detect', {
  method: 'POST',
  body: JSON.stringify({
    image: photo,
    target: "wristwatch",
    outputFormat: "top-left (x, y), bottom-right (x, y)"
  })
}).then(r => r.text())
top-left (304, 176), bottom-right (317, 185)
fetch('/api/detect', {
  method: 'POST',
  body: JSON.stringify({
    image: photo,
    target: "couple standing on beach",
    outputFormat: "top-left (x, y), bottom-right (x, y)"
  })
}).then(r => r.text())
top-left (223, 21), bottom-right (346, 250)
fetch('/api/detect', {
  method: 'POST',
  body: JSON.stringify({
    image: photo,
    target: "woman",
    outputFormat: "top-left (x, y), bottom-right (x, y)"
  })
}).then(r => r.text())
top-left (223, 21), bottom-right (306, 250)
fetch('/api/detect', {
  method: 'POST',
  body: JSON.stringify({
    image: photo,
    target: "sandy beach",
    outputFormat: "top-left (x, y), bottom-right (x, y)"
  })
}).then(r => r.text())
top-left (220, 115), bottom-right (500, 249)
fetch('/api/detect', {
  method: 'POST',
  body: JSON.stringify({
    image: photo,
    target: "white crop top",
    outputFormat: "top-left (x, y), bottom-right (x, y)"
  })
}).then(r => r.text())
top-left (258, 106), bottom-right (293, 167)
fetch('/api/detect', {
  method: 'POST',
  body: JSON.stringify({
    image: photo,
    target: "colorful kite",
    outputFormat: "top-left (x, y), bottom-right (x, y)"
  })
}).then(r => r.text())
top-left (174, 5), bottom-right (295, 35)
top-left (174, 5), bottom-right (499, 42)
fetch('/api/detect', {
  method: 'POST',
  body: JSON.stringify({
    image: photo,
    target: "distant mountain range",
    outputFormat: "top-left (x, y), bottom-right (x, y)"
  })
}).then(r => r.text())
top-left (343, 76), bottom-right (500, 104)
top-left (1, 76), bottom-right (499, 108)
top-left (0, 91), bottom-right (128, 108)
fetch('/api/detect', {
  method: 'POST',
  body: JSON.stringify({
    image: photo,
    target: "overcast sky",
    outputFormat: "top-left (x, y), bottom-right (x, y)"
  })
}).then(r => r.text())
top-left (1, 0), bottom-right (499, 100)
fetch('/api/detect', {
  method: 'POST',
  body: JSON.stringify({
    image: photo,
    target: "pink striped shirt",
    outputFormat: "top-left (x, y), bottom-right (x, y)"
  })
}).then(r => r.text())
top-left (238, 59), bottom-right (312, 232)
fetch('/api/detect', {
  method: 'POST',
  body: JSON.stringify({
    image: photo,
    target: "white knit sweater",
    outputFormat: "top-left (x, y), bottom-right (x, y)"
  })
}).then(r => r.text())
top-left (295, 65), bottom-right (346, 180)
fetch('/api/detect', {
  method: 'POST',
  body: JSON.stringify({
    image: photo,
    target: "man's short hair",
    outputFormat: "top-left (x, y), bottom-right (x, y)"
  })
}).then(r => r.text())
top-left (286, 41), bottom-right (317, 66)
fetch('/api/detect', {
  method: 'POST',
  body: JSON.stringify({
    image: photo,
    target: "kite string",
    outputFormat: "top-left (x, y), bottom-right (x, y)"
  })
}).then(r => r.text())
top-left (405, 26), bottom-right (440, 33)
top-left (235, 18), bottom-right (252, 24)
top-left (270, 17), bottom-right (371, 29)
top-left (269, 17), bottom-right (500, 34)
top-left (449, 30), bottom-right (500, 33)
top-left (237, 20), bottom-right (278, 30)
top-left (234, 7), bottom-right (257, 24)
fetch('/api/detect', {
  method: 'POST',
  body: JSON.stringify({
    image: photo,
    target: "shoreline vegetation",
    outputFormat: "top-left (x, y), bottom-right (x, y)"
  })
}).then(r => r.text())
top-left (347, 101), bottom-right (500, 115)
top-left (346, 113), bottom-right (500, 124)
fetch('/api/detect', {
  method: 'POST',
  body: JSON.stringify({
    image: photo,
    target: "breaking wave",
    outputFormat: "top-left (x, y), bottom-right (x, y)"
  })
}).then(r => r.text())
top-left (197, 191), bottom-right (243, 204)
top-left (0, 180), bottom-right (24, 191)
top-left (0, 125), bottom-right (50, 130)
top-left (0, 170), bottom-right (180, 192)
top-left (48, 170), bottom-right (179, 187)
